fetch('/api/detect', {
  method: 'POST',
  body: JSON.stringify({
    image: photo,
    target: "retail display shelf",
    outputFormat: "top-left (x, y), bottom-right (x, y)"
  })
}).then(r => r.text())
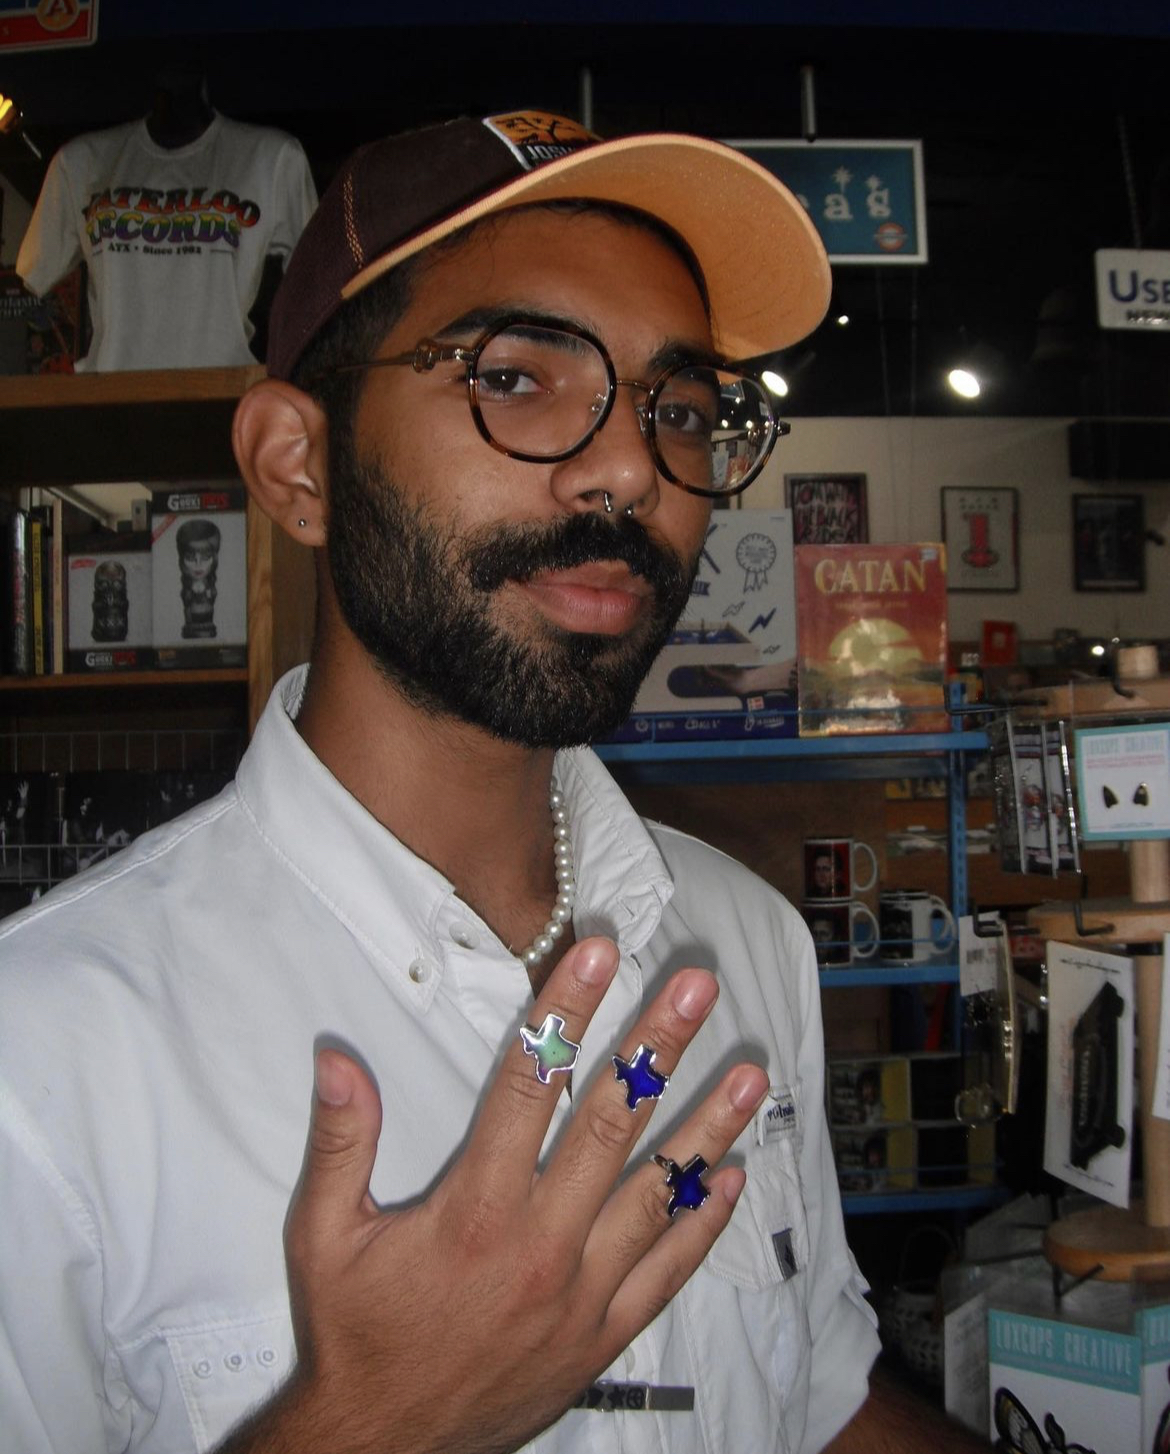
top-left (0, 669), bottom-right (248, 693)
top-left (818, 962), bottom-right (961, 988)
top-left (596, 729), bottom-right (989, 762)
top-left (841, 1185), bottom-right (1012, 1216)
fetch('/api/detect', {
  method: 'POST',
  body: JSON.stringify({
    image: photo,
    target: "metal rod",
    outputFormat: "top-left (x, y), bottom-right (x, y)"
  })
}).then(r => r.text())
top-left (800, 64), bottom-right (817, 142)
top-left (578, 65), bottom-right (594, 131)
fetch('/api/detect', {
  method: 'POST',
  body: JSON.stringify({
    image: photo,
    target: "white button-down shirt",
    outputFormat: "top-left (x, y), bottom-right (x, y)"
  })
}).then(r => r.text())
top-left (0, 667), bottom-right (877, 1453)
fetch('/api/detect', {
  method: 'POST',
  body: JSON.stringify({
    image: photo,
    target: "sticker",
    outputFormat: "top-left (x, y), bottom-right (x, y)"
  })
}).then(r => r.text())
top-left (482, 112), bottom-right (597, 171)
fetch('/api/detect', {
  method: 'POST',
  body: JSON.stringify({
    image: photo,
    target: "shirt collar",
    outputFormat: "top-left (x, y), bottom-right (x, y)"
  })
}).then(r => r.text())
top-left (235, 667), bottom-right (674, 1001)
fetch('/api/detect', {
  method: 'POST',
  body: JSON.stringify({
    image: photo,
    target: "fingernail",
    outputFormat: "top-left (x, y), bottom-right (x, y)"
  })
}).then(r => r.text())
top-left (575, 937), bottom-right (618, 985)
top-left (722, 1168), bottom-right (747, 1205)
top-left (315, 1052), bottom-right (352, 1107)
top-left (672, 970), bottom-right (717, 1021)
top-left (729, 1066), bottom-right (769, 1111)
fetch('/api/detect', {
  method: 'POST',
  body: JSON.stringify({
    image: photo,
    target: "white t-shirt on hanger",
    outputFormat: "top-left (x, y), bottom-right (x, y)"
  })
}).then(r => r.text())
top-left (16, 112), bottom-right (318, 372)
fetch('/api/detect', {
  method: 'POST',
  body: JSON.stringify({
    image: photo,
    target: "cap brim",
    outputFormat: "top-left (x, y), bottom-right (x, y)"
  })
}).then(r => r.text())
top-left (339, 133), bottom-right (830, 360)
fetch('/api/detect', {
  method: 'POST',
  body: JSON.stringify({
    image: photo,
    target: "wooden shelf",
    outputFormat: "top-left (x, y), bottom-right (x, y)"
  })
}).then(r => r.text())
top-left (2, 365), bottom-right (264, 408)
top-left (1, 367), bottom-right (316, 733)
top-left (0, 670), bottom-right (248, 692)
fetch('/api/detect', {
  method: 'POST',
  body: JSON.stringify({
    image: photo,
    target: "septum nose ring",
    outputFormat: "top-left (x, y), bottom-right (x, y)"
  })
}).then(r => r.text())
top-left (602, 491), bottom-right (635, 518)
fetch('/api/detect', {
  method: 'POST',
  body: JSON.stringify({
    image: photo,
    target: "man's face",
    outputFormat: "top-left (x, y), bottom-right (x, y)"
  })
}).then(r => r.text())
top-left (324, 208), bottom-right (714, 747)
top-left (813, 854), bottom-right (835, 893)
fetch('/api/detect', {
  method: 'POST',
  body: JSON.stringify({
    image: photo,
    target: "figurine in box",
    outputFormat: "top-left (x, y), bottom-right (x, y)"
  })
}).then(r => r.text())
top-left (92, 560), bottom-right (129, 642)
top-left (177, 519), bottom-right (221, 639)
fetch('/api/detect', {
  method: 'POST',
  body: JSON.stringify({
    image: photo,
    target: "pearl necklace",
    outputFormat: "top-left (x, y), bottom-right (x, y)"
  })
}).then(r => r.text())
top-left (516, 784), bottom-right (577, 969)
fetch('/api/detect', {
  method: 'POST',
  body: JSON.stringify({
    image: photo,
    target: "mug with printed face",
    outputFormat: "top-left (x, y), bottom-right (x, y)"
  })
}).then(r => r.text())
top-left (802, 897), bottom-right (880, 966)
top-left (878, 890), bottom-right (957, 964)
top-left (803, 837), bottom-right (878, 899)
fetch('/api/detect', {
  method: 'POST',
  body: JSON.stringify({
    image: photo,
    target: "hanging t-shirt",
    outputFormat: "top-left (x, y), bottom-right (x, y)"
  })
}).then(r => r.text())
top-left (16, 112), bottom-right (318, 372)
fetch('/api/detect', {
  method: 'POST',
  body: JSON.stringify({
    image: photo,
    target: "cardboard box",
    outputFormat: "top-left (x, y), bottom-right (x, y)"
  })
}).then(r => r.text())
top-left (629, 508), bottom-right (796, 715)
top-left (151, 485), bottom-right (247, 669)
top-left (988, 1278), bottom-right (1170, 1454)
top-left (828, 1056), bottom-right (911, 1126)
top-left (66, 534), bottom-right (153, 672)
top-left (831, 1124), bottom-right (915, 1193)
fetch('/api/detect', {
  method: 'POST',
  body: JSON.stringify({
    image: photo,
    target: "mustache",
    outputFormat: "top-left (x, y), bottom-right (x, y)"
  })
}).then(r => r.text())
top-left (463, 511), bottom-right (691, 598)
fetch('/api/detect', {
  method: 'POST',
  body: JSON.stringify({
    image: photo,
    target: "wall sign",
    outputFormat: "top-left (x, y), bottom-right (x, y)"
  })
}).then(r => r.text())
top-left (0, 0), bottom-right (97, 52)
top-left (726, 139), bottom-right (927, 263)
top-left (941, 486), bottom-right (1018, 591)
top-left (1094, 248), bottom-right (1170, 331)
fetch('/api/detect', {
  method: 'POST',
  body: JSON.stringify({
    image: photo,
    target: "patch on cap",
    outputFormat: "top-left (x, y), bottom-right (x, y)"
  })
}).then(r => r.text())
top-left (482, 111), bottom-right (600, 171)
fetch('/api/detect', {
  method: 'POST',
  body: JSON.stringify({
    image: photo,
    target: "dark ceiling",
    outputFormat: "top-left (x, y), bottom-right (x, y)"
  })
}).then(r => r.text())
top-left (3, 5), bottom-right (1170, 417)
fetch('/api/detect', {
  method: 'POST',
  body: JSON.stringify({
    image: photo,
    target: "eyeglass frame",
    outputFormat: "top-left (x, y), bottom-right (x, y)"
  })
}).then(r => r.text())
top-left (316, 313), bottom-right (791, 499)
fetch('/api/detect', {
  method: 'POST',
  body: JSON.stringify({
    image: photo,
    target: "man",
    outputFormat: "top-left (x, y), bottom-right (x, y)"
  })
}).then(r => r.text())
top-left (0, 110), bottom-right (985, 1453)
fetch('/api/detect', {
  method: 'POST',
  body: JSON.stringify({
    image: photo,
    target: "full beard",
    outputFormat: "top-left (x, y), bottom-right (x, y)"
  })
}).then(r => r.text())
top-left (326, 449), bottom-right (699, 748)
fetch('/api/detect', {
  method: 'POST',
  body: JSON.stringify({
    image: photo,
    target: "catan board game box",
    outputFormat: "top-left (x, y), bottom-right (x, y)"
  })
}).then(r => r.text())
top-left (795, 542), bottom-right (949, 736)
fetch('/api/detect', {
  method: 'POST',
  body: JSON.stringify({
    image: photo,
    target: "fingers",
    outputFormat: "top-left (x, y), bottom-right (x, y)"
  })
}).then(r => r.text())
top-left (603, 1163), bottom-right (747, 1349)
top-left (464, 936), bottom-right (621, 1184)
top-left (286, 1049), bottom-right (385, 1259)
top-left (534, 965), bottom-right (720, 1230)
top-left (583, 1060), bottom-right (769, 1276)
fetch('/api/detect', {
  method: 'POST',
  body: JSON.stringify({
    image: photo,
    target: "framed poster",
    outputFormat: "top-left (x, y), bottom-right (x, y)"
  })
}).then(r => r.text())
top-left (784, 473), bottom-right (868, 544)
top-left (941, 487), bottom-right (1018, 591)
top-left (1072, 493), bottom-right (1145, 592)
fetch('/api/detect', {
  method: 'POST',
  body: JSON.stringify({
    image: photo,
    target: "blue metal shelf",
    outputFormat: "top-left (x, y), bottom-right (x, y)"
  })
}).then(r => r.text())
top-left (595, 729), bottom-right (988, 762)
top-left (841, 1185), bottom-right (1011, 1216)
top-left (818, 961), bottom-right (961, 988)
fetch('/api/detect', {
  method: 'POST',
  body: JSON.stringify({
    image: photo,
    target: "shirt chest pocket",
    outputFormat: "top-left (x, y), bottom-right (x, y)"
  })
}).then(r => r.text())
top-left (689, 1113), bottom-right (813, 1436)
top-left (704, 1131), bottom-right (810, 1294)
top-left (165, 1314), bottom-right (294, 1452)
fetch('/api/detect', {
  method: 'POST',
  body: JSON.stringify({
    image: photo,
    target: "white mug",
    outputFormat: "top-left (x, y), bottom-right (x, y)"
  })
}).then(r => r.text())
top-left (878, 890), bottom-right (956, 964)
top-left (804, 836), bottom-right (878, 898)
top-left (802, 897), bottom-right (880, 966)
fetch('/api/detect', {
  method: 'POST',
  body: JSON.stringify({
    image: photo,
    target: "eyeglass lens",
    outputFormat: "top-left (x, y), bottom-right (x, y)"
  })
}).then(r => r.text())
top-left (471, 324), bottom-right (775, 494)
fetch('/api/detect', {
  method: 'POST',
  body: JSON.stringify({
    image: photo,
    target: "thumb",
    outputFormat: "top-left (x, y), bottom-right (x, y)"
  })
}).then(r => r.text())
top-left (292, 1048), bottom-right (385, 1237)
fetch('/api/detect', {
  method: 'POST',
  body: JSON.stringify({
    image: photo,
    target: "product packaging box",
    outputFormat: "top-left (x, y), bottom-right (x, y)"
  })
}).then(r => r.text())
top-left (66, 534), bottom-right (153, 672)
top-left (831, 1123), bottom-right (915, 1193)
top-left (988, 1279), bottom-right (1170, 1454)
top-left (150, 484), bottom-right (247, 669)
top-left (628, 508), bottom-right (797, 718)
top-left (828, 1056), bottom-right (911, 1126)
top-left (795, 542), bottom-right (949, 735)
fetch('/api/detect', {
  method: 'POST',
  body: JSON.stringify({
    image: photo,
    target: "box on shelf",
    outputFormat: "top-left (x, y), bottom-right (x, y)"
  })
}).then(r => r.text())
top-left (151, 484), bottom-right (247, 669)
top-left (796, 542), bottom-right (949, 736)
top-left (988, 1277), bottom-right (1170, 1454)
top-left (828, 1055), bottom-right (911, 1126)
top-left (832, 1123), bottom-right (915, 1193)
top-left (0, 267), bottom-right (83, 376)
top-left (626, 508), bottom-right (797, 721)
top-left (66, 533), bottom-right (153, 672)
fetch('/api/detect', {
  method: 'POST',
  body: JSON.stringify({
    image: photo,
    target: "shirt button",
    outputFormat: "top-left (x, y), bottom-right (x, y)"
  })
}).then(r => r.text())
top-left (224, 1351), bottom-right (245, 1373)
top-left (193, 1359), bottom-right (212, 1379)
top-left (408, 958), bottom-right (432, 984)
top-left (450, 922), bottom-right (478, 950)
top-left (258, 1347), bottom-right (277, 1367)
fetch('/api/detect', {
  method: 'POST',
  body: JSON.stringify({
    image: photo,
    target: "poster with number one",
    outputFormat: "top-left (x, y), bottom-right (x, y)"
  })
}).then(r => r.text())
top-left (942, 487), bottom-right (1019, 591)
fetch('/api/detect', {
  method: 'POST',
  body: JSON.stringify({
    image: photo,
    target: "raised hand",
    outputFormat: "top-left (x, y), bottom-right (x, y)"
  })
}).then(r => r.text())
top-left (219, 936), bottom-right (768, 1454)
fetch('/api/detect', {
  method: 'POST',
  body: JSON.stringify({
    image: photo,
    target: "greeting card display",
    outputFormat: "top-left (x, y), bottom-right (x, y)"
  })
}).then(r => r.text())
top-left (990, 718), bottom-right (1081, 876)
top-left (795, 543), bottom-right (948, 735)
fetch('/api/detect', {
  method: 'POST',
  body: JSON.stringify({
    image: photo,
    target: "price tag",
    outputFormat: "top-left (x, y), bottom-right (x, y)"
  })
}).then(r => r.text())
top-left (959, 913), bottom-right (1000, 997)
